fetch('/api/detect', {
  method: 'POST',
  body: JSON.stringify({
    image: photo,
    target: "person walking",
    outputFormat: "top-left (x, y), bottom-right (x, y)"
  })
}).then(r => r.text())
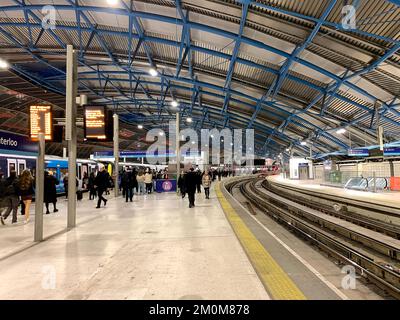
top-left (177, 173), bottom-right (186, 199)
top-left (44, 171), bottom-right (59, 214)
top-left (144, 169), bottom-right (153, 194)
top-left (202, 171), bottom-right (212, 200)
top-left (136, 171), bottom-right (145, 195)
top-left (196, 170), bottom-right (202, 194)
top-left (63, 173), bottom-right (69, 199)
top-left (88, 172), bottom-right (96, 200)
top-left (18, 170), bottom-right (34, 223)
top-left (121, 168), bottom-right (130, 201)
top-left (1, 171), bottom-right (20, 225)
top-left (132, 169), bottom-right (138, 196)
top-left (123, 168), bottom-right (134, 202)
top-left (94, 166), bottom-right (109, 208)
top-left (185, 168), bottom-right (197, 208)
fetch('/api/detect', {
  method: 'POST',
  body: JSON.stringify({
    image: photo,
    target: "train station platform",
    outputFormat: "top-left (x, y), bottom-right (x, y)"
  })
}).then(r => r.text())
top-left (269, 175), bottom-right (400, 208)
top-left (0, 188), bottom-right (269, 300)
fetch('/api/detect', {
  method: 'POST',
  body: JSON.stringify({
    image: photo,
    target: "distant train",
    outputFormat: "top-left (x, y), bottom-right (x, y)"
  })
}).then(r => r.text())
top-left (0, 153), bottom-right (160, 195)
top-left (0, 154), bottom-right (100, 194)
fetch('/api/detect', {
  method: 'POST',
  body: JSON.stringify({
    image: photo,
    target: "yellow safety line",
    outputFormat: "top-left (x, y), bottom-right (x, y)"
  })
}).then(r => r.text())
top-left (216, 183), bottom-right (306, 300)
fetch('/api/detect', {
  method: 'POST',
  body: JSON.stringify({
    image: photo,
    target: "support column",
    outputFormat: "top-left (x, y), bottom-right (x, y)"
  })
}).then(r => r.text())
top-left (65, 45), bottom-right (78, 229)
top-left (34, 133), bottom-right (45, 242)
top-left (176, 112), bottom-right (180, 179)
top-left (114, 114), bottom-right (119, 198)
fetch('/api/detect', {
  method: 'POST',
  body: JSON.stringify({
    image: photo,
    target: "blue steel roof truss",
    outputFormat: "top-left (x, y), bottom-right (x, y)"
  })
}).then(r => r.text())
top-left (0, 1), bottom-right (399, 158)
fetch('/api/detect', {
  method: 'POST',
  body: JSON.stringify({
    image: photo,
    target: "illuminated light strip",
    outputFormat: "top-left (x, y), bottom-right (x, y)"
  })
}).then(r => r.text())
top-left (219, 179), bottom-right (349, 300)
top-left (215, 183), bottom-right (306, 300)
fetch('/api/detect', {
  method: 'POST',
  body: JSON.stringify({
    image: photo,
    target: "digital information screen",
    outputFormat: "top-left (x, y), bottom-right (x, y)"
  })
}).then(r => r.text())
top-left (30, 105), bottom-right (53, 141)
top-left (84, 106), bottom-right (107, 140)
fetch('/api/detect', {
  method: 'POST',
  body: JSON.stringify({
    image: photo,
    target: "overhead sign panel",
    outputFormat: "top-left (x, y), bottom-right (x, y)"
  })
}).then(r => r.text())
top-left (0, 130), bottom-right (38, 155)
top-left (347, 149), bottom-right (369, 157)
top-left (29, 105), bottom-right (53, 141)
top-left (84, 106), bottom-right (108, 140)
top-left (384, 147), bottom-right (400, 157)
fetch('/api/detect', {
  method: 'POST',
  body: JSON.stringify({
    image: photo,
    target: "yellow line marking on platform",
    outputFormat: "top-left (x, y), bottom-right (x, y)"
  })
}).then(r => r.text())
top-left (216, 183), bottom-right (306, 300)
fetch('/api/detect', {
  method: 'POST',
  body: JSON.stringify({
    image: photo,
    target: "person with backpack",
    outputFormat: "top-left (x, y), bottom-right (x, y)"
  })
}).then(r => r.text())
top-left (44, 171), bottom-right (59, 214)
top-left (1, 171), bottom-right (20, 225)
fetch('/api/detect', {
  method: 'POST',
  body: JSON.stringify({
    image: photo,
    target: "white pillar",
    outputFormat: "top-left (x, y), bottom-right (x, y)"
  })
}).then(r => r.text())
top-left (114, 114), bottom-right (119, 198)
top-left (66, 45), bottom-right (78, 229)
top-left (34, 133), bottom-right (45, 242)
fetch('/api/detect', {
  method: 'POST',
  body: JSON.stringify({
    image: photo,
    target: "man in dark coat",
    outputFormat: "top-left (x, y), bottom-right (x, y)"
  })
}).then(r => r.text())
top-left (44, 171), bottom-right (59, 214)
top-left (1, 171), bottom-right (20, 225)
top-left (177, 173), bottom-right (186, 199)
top-left (185, 168), bottom-right (198, 208)
top-left (122, 168), bottom-right (134, 202)
top-left (94, 166), bottom-right (109, 208)
top-left (196, 170), bottom-right (202, 193)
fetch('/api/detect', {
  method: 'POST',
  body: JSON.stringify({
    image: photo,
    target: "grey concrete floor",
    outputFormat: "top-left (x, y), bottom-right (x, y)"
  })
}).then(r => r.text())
top-left (0, 187), bottom-right (269, 300)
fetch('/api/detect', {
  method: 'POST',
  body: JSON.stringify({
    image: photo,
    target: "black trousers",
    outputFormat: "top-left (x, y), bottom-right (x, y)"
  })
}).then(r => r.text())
top-left (89, 188), bottom-right (96, 200)
top-left (188, 192), bottom-right (195, 207)
top-left (45, 202), bottom-right (57, 213)
top-left (97, 189), bottom-right (107, 207)
top-left (196, 184), bottom-right (201, 193)
top-left (204, 187), bottom-right (210, 199)
top-left (20, 200), bottom-right (25, 215)
top-left (146, 183), bottom-right (152, 193)
top-left (125, 187), bottom-right (133, 202)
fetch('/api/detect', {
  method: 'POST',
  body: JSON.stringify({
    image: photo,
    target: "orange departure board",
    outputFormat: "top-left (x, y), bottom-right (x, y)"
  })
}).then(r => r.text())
top-left (84, 106), bottom-right (107, 140)
top-left (30, 105), bottom-right (53, 141)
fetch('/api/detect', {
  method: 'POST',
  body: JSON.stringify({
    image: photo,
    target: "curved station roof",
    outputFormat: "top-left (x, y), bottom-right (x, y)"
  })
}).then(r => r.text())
top-left (0, 0), bottom-right (399, 158)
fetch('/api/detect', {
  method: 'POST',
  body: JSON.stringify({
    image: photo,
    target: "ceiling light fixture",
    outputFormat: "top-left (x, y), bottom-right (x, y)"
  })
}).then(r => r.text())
top-left (336, 128), bottom-right (346, 134)
top-left (0, 58), bottom-right (10, 69)
top-left (149, 67), bottom-right (158, 77)
top-left (106, 0), bottom-right (119, 6)
top-left (186, 118), bottom-right (192, 123)
top-left (138, 124), bottom-right (143, 129)
top-left (301, 141), bottom-right (307, 146)
top-left (171, 100), bottom-right (179, 108)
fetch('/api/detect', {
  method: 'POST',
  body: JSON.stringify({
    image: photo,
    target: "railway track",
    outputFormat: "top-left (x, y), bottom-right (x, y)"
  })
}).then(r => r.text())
top-left (225, 177), bottom-right (400, 299)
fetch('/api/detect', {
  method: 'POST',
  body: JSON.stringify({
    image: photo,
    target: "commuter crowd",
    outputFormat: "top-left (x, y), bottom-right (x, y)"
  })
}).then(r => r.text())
top-left (0, 164), bottom-right (234, 225)
top-left (178, 167), bottom-right (233, 208)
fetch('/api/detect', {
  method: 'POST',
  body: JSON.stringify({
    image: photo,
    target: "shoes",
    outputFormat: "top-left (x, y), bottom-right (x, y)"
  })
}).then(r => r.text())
top-left (104, 199), bottom-right (108, 206)
top-left (25, 218), bottom-right (30, 224)
top-left (96, 206), bottom-right (101, 209)
top-left (1, 217), bottom-right (5, 225)
top-left (54, 209), bottom-right (59, 213)
top-left (45, 211), bottom-right (50, 215)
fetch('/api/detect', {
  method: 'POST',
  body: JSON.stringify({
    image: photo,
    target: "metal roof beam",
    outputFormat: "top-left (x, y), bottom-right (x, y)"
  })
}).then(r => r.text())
top-left (270, 0), bottom-right (338, 100)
